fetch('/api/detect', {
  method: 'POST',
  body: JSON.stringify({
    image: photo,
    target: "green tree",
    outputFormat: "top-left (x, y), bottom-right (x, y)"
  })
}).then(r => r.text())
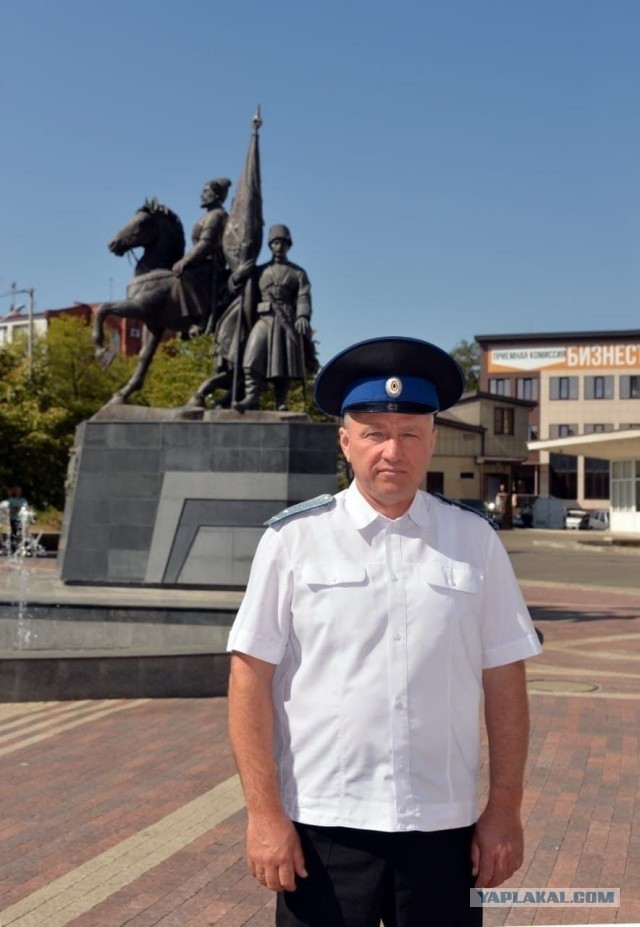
top-left (44, 315), bottom-right (135, 420)
top-left (135, 333), bottom-right (215, 407)
top-left (450, 338), bottom-right (480, 392)
top-left (0, 316), bottom-right (135, 510)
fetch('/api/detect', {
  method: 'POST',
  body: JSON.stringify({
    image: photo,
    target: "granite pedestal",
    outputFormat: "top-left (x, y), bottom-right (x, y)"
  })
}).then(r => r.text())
top-left (59, 408), bottom-right (338, 588)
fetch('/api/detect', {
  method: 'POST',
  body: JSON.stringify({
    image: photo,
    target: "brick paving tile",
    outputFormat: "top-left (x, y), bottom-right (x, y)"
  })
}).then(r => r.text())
top-left (1, 581), bottom-right (639, 927)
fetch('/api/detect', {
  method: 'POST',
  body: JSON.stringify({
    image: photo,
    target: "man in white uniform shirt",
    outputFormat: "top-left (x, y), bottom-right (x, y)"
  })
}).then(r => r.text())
top-left (228, 336), bottom-right (542, 927)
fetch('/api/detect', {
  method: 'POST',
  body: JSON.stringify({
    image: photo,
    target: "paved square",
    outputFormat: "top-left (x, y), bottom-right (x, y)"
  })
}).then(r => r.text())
top-left (0, 544), bottom-right (639, 925)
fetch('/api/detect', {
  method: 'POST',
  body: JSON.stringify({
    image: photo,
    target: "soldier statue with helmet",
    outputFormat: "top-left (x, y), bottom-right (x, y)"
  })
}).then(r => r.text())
top-left (233, 223), bottom-right (317, 412)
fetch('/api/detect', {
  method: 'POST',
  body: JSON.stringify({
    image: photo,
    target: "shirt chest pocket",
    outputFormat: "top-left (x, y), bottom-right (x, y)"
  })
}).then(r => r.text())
top-left (420, 561), bottom-right (483, 595)
top-left (298, 562), bottom-right (368, 591)
top-left (292, 564), bottom-right (369, 643)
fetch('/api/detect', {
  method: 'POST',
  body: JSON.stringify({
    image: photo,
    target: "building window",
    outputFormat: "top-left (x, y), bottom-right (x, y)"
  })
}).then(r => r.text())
top-left (494, 407), bottom-right (514, 435)
top-left (460, 472), bottom-right (474, 480)
top-left (620, 375), bottom-right (640, 399)
top-left (611, 460), bottom-right (639, 512)
top-left (584, 457), bottom-right (609, 499)
top-left (427, 471), bottom-right (444, 494)
top-left (488, 378), bottom-right (511, 397)
top-left (550, 453), bottom-right (577, 498)
top-left (585, 375), bottom-right (614, 400)
top-left (516, 377), bottom-right (538, 401)
top-left (549, 376), bottom-right (579, 400)
top-left (528, 425), bottom-right (539, 441)
top-left (620, 423), bottom-right (640, 430)
top-left (549, 424), bottom-right (577, 438)
top-left (584, 423), bottom-right (614, 434)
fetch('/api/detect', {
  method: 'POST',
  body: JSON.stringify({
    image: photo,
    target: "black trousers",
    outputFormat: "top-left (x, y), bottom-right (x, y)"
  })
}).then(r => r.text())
top-left (276, 822), bottom-right (482, 927)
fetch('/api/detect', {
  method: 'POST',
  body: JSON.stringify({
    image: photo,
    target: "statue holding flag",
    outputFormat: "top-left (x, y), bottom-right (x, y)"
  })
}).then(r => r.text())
top-left (187, 109), bottom-right (264, 409)
top-left (187, 108), bottom-right (317, 411)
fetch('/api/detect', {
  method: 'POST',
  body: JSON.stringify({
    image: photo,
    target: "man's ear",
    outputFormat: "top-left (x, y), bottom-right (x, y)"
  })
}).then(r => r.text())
top-left (338, 426), bottom-right (350, 462)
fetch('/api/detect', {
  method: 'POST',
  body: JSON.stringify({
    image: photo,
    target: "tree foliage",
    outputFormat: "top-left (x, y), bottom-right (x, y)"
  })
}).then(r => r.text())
top-left (0, 317), bottom-right (134, 510)
top-left (136, 334), bottom-right (216, 408)
top-left (450, 338), bottom-right (481, 392)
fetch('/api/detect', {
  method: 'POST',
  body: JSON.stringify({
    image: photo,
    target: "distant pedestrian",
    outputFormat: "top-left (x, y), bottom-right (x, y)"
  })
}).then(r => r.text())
top-left (3, 486), bottom-right (28, 552)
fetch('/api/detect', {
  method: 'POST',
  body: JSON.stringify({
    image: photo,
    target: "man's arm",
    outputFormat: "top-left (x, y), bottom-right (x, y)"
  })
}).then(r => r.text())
top-left (227, 651), bottom-right (307, 892)
top-left (173, 212), bottom-right (224, 274)
top-left (472, 660), bottom-right (529, 888)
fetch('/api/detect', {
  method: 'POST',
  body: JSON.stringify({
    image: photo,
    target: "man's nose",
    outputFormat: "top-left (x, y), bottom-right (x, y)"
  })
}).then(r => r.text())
top-left (382, 438), bottom-right (402, 459)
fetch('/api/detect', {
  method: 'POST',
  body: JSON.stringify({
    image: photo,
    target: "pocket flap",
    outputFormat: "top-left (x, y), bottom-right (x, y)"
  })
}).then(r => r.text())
top-left (299, 562), bottom-right (368, 587)
top-left (420, 561), bottom-right (482, 593)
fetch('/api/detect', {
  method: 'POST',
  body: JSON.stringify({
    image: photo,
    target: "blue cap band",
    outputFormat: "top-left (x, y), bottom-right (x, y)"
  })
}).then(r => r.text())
top-left (341, 376), bottom-right (440, 415)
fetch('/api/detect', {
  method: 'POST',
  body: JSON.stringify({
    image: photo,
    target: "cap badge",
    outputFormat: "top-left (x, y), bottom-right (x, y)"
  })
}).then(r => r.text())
top-left (385, 377), bottom-right (402, 398)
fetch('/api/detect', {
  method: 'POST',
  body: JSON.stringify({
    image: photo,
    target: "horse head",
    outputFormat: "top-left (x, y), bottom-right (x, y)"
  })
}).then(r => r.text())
top-left (108, 198), bottom-right (185, 271)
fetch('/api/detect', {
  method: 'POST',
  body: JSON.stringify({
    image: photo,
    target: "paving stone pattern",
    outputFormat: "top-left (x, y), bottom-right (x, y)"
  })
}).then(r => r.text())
top-left (0, 582), bottom-right (639, 926)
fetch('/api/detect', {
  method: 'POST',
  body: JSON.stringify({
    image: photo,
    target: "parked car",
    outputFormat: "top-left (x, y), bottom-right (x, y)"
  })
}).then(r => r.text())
top-left (458, 499), bottom-right (500, 526)
top-left (588, 509), bottom-right (610, 531)
top-left (565, 508), bottom-right (589, 530)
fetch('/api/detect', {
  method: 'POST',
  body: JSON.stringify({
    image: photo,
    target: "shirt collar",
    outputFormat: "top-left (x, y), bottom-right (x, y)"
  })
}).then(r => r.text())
top-left (344, 481), bottom-right (432, 530)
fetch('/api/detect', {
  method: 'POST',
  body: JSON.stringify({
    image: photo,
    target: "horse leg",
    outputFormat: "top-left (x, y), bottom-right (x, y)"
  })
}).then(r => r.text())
top-left (93, 299), bottom-right (143, 368)
top-left (185, 368), bottom-right (236, 408)
top-left (109, 327), bottom-right (162, 404)
top-left (92, 302), bottom-right (111, 358)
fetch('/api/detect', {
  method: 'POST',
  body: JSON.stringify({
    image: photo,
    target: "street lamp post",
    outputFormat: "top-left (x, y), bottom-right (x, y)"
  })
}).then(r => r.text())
top-left (0, 283), bottom-right (36, 371)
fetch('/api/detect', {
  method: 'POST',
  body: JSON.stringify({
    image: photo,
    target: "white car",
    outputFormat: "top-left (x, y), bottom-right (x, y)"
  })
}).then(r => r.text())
top-left (565, 508), bottom-right (589, 530)
top-left (588, 509), bottom-right (610, 531)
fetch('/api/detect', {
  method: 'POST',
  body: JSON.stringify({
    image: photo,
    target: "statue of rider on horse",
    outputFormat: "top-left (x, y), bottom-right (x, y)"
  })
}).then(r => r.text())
top-left (93, 113), bottom-right (317, 410)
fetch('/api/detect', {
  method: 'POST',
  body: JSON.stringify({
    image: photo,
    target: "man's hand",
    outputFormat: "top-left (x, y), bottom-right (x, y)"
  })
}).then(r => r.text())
top-left (231, 259), bottom-right (255, 287)
top-left (471, 803), bottom-right (524, 888)
top-left (247, 811), bottom-right (308, 892)
top-left (295, 317), bottom-right (310, 336)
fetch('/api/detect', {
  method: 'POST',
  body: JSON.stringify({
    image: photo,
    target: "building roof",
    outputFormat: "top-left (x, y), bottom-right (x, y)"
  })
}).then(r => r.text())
top-left (529, 430), bottom-right (640, 461)
top-left (435, 410), bottom-right (485, 433)
top-left (457, 390), bottom-right (537, 409)
top-left (0, 310), bottom-right (48, 323)
top-left (475, 329), bottom-right (640, 344)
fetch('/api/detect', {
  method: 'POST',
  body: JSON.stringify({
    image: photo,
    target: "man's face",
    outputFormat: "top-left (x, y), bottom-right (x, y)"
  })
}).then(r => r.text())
top-left (269, 238), bottom-right (290, 261)
top-left (200, 184), bottom-right (220, 207)
top-left (339, 411), bottom-right (437, 519)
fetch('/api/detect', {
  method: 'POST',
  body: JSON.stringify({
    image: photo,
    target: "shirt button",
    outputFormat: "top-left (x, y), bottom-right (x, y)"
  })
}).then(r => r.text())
top-left (393, 633), bottom-right (402, 641)
top-left (391, 574), bottom-right (399, 582)
top-left (395, 699), bottom-right (403, 709)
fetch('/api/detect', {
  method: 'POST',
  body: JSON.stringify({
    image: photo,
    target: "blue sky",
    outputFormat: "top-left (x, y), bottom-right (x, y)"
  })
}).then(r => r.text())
top-left (1, 0), bottom-right (640, 365)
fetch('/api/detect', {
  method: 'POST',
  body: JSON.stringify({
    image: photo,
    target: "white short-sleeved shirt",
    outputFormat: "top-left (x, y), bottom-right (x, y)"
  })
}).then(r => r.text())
top-left (228, 483), bottom-right (541, 833)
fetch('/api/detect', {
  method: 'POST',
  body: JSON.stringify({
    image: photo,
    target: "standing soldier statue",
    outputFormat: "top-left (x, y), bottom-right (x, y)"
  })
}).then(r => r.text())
top-left (234, 224), bottom-right (317, 411)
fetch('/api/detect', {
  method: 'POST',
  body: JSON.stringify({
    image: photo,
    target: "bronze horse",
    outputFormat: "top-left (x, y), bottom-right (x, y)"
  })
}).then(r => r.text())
top-left (93, 200), bottom-right (224, 404)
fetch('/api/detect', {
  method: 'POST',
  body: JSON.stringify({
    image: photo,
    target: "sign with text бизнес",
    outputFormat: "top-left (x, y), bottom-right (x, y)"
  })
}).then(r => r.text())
top-left (488, 343), bottom-right (640, 373)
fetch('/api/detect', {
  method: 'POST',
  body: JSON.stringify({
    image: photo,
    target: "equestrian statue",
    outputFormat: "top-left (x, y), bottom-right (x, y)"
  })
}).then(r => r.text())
top-left (92, 183), bottom-right (231, 405)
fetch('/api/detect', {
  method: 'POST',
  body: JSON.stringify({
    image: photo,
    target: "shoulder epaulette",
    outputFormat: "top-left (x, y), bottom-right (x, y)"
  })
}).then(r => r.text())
top-left (264, 493), bottom-right (335, 527)
top-left (432, 492), bottom-right (499, 530)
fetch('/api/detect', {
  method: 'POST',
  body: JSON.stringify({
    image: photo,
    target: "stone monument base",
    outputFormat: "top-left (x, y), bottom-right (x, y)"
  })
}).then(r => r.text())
top-left (58, 407), bottom-right (338, 588)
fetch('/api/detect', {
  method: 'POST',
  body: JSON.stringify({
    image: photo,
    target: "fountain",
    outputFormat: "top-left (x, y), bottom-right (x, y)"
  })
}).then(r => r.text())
top-left (0, 502), bottom-right (46, 650)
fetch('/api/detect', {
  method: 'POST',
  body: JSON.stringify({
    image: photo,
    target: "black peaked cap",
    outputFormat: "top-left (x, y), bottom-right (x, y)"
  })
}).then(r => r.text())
top-left (314, 336), bottom-right (465, 417)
